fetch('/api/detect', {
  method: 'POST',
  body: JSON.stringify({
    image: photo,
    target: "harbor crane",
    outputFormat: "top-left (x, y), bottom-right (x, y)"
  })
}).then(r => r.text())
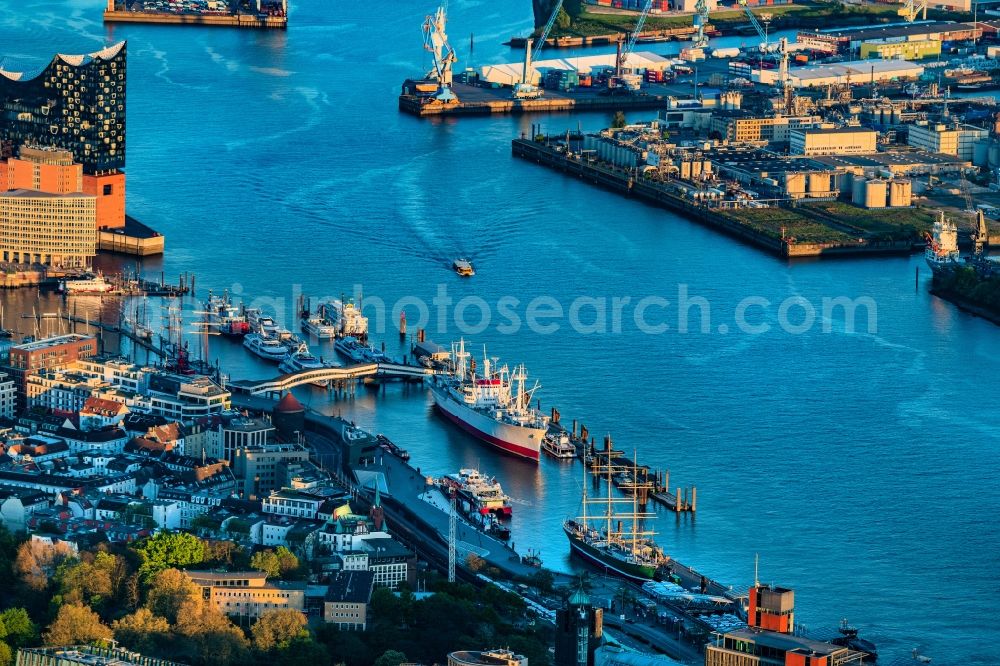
top-left (693, 0), bottom-right (710, 50)
top-left (423, 1), bottom-right (458, 103)
top-left (513, 0), bottom-right (563, 99)
top-left (898, 0), bottom-right (929, 23)
top-left (738, 0), bottom-right (790, 101)
top-left (603, 0), bottom-right (654, 93)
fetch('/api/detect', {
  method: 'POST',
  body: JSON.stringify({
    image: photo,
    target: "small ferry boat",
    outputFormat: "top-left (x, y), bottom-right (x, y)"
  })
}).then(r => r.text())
top-left (301, 314), bottom-right (337, 340)
top-left (542, 431), bottom-right (576, 459)
top-left (61, 273), bottom-right (116, 294)
top-left (243, 333), bottom-right (288, 362)
top-left (453, 258), bottom-right (475, 276)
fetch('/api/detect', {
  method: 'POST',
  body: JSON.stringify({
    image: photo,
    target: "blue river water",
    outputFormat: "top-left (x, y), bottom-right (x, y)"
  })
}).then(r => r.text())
top-left (2, 1), bottom-right (999, 663)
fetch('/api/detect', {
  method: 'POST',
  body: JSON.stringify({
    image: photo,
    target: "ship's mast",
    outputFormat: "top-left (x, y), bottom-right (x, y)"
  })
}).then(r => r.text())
top-left (632, 448), bottom-right (639, 556)
top-left (606, 438), bottom-right (613, 542)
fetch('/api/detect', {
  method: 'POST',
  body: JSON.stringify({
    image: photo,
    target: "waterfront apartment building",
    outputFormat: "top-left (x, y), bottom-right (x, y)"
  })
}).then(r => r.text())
top-left (0, 43), bottom-right (126, 173)
top-left (789, 128), bottom-right (877, 157)
top-left (907, 122), bottom-right (989, 161)
top-left (182, 570), bottom-right (306, 619)
top-left (8, 334), bottom-right (96, 376)
top-left (0, 190), bottom-right (96, 266)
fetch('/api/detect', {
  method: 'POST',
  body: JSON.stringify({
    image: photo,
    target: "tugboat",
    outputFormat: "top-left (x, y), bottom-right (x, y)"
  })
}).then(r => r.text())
top-left (453, 258), bottom-right (475, 276)
top-left (831, 619), bottom-right (878, 662)
top-left (542, 431), bottom-right (577, 459)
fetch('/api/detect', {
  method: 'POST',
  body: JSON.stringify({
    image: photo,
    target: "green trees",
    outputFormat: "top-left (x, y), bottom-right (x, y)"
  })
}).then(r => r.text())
top-left (112, 608), bottom-right (171, 655)
top-left (133, 532), bottom-right (205, 581)
top-left (374, 650), bottom-right (408, 666)
top-left (14, 541), bottom-right (75, 591)
top-left (144, 568), bottom-right (200, 625)
top-left (249, 547), bottom-right (299, 579)
top-left (42, 603), bottom-right (112, 646)
top-left (612, 111), bottom-right (628, 129)
top-left (250, 609), bottom-right (308, 652)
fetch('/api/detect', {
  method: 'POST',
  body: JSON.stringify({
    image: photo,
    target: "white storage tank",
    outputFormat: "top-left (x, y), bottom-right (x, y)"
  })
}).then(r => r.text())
top-left (864, 179), bottom-right (888, 209)
top-left (808, 172), bottom-right (831, 195)
top-left (785, 172), bottom-right (807, 196)
top-left (888, 179), bottom-right (912, 207)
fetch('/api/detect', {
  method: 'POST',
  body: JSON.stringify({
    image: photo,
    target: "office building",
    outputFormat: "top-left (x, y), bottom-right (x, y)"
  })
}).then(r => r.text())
top-left (182, 570), bottom-right (306, 619)
top-left (233, 442), bottom-right (310, 500)
top-left (704, 629), bottom-right (864, 666)
top-left (0, 189), bottom-right (96, 266)
top-left (14, 645), bottom-right (184, 666)
top-left (907, 121), bottom-right (989, 161)
top-left (789, 128), bottom-right (877, 157)
top-left (324, 570), bottom-right (374, 630)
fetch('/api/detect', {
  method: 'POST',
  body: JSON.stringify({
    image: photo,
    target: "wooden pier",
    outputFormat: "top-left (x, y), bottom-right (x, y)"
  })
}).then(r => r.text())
top-left (548, 411), bottom-right (697, 514)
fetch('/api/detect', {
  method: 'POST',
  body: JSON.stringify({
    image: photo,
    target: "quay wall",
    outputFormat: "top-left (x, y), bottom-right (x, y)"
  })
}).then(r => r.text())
top-left (103, 11), bottom-right (286, 28)
top-left (399, 93), bottom-right (673, 117)
top-left (511, 139), bottom-right (916, 259)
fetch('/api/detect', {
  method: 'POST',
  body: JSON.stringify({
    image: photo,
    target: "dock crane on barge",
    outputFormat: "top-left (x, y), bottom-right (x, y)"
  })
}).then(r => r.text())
top-left (513, 0), bottom-right (564, 99)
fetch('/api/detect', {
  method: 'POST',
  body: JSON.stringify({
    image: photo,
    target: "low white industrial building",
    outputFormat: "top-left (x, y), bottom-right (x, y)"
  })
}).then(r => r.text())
top-left (755, 59), bottom-right (924, 88)
top-left (480, 51), bottom-right (673, 86)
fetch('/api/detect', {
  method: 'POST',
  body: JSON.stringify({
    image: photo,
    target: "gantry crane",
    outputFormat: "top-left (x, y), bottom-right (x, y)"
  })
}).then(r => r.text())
top-left (423, 1), bottom-right (458, 103)
top-left (513, 0), bottom-right (564, 99)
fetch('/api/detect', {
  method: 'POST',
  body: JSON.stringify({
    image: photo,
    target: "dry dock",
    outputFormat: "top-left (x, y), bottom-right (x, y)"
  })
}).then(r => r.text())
top-left (399, 83), bottom-right (676, 118)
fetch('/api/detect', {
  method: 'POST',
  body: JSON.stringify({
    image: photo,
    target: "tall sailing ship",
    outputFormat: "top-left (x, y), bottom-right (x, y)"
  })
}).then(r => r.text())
top-left (429, 339), bottom-right (549, 461)
top-left (564, 443), bottom-right (670, 581)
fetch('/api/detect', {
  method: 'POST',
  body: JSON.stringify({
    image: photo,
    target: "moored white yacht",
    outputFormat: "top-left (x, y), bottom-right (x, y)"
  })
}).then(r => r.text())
top-left (243, 333), bottom-right (288, 362)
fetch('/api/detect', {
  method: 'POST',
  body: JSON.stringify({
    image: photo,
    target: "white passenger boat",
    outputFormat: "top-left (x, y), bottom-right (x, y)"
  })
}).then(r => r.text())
top-left (242, 333), bottom-right (288, 362)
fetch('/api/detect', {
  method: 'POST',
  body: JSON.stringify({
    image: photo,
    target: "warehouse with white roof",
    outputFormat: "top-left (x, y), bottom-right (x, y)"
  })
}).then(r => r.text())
top-left (754, 59), bottom-right (924, 88)
top-left (479, 51), bottom-right (673, 86)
